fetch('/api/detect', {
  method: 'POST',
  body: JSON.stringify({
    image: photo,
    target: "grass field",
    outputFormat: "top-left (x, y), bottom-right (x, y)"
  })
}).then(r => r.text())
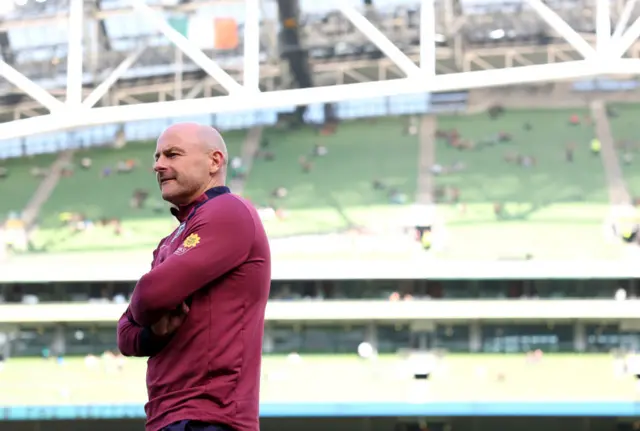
top-left (0, 354), bottom-right (637, 406)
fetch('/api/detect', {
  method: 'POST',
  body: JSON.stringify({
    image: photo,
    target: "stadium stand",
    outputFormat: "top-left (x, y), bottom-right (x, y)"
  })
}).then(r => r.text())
top-left (435, 109), bottom-right (607, 204)
top-left (432, 108), bottom-right (626, 260)
top-left (0, 153), bottom-right (57, 220)
top-left (5, 108), bottom-right (631, 259)
top-left (243, 117), bottom-right (419, 236)
top-left (607, 103), bottom-right (640, 201)
top-left (1, 117), bottom-right (424, 253)
top-left (21, 131), bottom-right (244, 253)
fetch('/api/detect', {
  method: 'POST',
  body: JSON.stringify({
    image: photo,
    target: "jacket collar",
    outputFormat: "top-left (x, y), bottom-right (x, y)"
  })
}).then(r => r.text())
top-left (170, 186), bottom-right (231, 222)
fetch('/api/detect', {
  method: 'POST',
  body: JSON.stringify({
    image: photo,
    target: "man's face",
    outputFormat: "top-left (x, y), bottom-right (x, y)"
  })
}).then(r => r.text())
top-left (153, 131), bottom-right (213, 206)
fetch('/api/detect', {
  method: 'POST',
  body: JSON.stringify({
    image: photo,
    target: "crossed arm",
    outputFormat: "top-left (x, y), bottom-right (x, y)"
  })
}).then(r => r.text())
top-left (116, 307), bottom-right (169, 357)
top-left (116, 201), bottom-right (254, 356)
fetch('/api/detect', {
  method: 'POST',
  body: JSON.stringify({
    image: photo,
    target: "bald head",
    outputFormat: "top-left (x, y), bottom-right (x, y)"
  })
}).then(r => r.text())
top-left (161, 122), bottom-right (228, 167)
top-left (154, 123), bottom-right (228, 206)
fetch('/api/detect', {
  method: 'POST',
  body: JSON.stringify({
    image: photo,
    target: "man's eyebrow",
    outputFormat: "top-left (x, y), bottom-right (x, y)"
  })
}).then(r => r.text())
top-left (154, 146), bottom-right (185, 159)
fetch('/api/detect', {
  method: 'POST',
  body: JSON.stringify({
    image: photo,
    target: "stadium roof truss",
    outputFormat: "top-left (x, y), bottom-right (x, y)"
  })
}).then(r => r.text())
top-left (0, 0), bottom-right (640, 139)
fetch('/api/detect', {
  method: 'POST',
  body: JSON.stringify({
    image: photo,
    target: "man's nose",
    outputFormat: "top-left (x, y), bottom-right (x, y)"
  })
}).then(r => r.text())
top-left (153, 159), bottom-right (166, 173)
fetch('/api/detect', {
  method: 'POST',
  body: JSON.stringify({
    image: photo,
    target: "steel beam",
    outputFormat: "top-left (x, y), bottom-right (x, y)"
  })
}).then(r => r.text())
top-left (66, 0), bottom-right (85, 106)
top-left (420, 0), bottom-right (437, 75)
top-left (2, 59), bottom-right (640, 140)
top-left (0, 40), bottom-right (635, 118)
top-left (83, 47), bottom-right (145, 108)
top-left (612, 15), bottom-right (640, 57)
top-left (595, 0), bottom-right (611, 52)
top-left (243, 0), bottom-right (261, 91)
top-left (339, 6), bottom-right (422, 78)
top-left (613, 0), bottom-right (637, 39)
top-left (526, 0), bottom-right (597, 59)
top-left (174, 48), bottom-right (184, 100)
top-left (0, 60), bottom-right (65, 113)
top-left (131, 0), bottom-right (244, 95)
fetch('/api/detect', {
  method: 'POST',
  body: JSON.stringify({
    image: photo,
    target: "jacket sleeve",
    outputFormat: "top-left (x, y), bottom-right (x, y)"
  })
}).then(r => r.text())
top-left (130, 197), bottom-right (255, 326)
top-left (116, 243), bottom-right (172, 357)
top-left (116, 306), bottom-right (170, 357)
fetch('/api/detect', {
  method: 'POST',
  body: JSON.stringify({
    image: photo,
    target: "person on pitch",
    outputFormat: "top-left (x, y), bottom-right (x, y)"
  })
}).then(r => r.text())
top-left (117, 123), bottom-right (271, 431)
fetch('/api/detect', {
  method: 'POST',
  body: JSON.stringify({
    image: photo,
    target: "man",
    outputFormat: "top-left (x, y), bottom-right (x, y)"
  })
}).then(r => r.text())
top-left (117, 123), bottom-right (271, 431)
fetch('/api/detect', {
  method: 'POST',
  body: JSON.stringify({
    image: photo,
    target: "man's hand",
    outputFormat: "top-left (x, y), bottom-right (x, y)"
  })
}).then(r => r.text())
top-left (150, 302), bottom-right (190, 337)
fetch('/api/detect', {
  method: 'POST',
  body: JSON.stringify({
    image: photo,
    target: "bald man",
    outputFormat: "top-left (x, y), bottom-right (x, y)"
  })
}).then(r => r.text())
top-left (117, 123), bottom-right (271, 431)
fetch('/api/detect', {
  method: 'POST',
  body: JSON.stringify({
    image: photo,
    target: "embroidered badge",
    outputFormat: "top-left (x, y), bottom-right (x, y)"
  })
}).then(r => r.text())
top-left (183, 233), bottom-right (200, 249)
top-left (174, 233), bottom-right (200, 256)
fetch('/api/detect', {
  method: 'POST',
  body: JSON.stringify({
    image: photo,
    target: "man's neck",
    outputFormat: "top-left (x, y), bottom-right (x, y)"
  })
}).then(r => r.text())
top-left (185, 180), bottom-right (223, 205)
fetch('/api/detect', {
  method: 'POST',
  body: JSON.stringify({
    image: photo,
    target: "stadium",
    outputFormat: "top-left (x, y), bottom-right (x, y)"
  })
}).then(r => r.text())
top-left (1, 0), bottom-right (640, 430)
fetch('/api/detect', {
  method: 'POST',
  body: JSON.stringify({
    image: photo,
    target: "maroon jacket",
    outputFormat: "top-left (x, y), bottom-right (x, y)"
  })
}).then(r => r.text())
top-left (117, 186), bottom-right (271, 431)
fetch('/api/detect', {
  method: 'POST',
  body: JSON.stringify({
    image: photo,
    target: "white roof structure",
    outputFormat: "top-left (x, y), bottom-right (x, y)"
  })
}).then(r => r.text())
top-left (0, 0), bottom-right (639, 140)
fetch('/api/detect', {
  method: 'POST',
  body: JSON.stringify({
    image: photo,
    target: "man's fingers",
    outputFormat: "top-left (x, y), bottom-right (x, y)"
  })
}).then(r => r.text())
top-left (167, 313), bottom-right (187, 333)
top-left (170, 303), bottom-right (189, 316)
top-left (176, 313), bottom-right (187, 325)
top-left (156, 305), bottom-right (189, 335)
top-left (151, 315), bottom-right (170, 336)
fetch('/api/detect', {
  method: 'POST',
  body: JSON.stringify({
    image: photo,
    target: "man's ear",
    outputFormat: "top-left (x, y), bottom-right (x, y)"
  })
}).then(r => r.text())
top-left (209, 150), bottom-right (224, 174)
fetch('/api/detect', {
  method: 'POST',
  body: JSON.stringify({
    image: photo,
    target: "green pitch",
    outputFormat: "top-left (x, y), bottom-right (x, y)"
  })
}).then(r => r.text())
top-left (0, 354), bottom-right (637, 406)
